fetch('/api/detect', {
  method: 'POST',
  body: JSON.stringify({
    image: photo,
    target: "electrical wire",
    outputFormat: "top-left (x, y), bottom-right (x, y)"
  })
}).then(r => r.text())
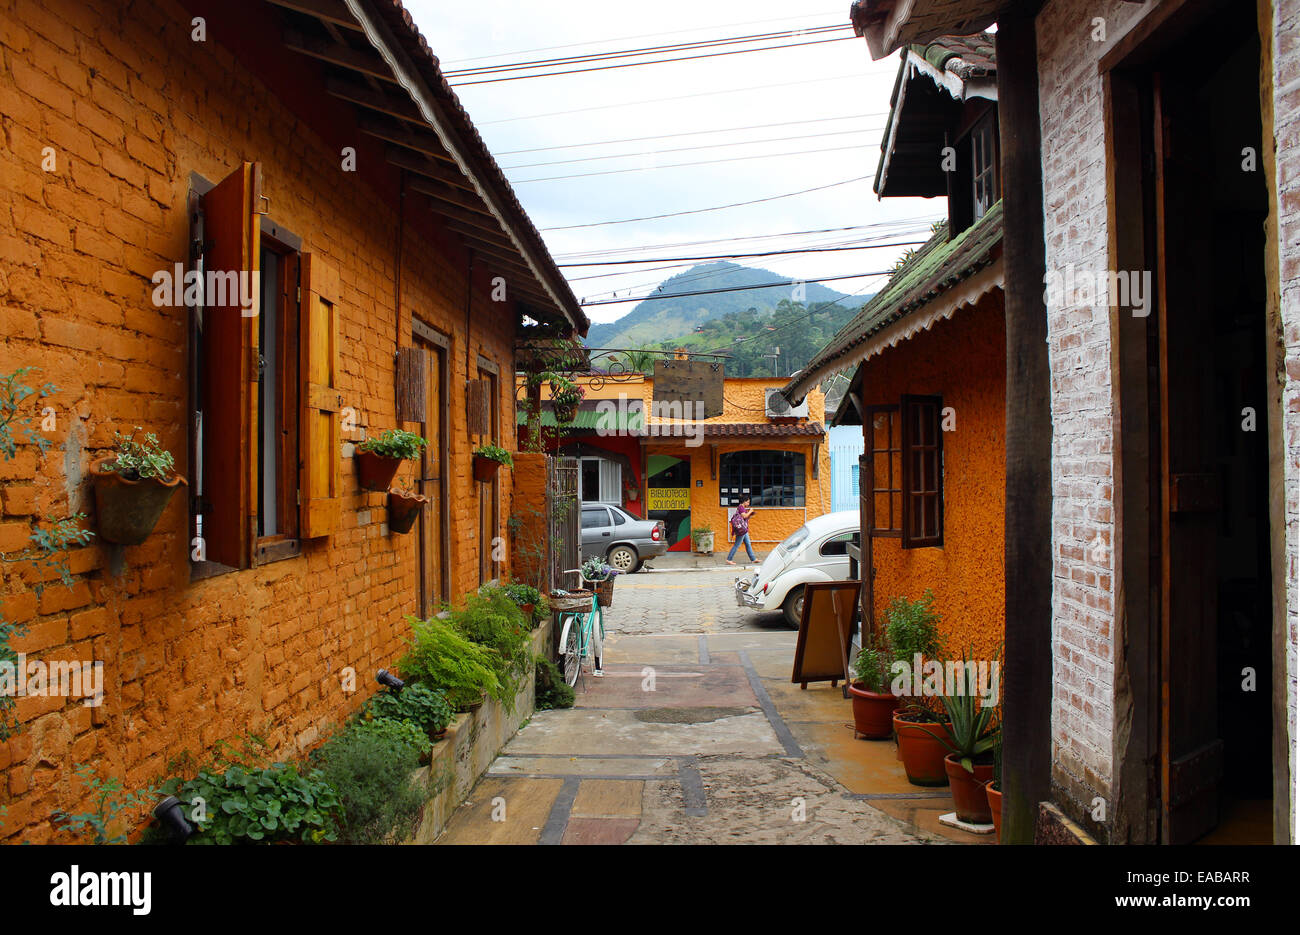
top-left (451, 35), bottom-right (857, 86)
top-left (514, 141), bottom-right (877, 183)
top-left (550, 220), bottom-right (938, 258)
top-left (501, 125), bottom-right (884, 171)
top-left (494, 112), bottom-right (888, 156)
top-left (578, 272), bottom-right (892, 307)
top-left (557, 240), bottom-right (927, 268)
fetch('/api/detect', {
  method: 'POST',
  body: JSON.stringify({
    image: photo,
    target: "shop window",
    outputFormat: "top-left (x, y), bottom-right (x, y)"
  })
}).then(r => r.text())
top-left (718, 450), bottom-right (805, 507)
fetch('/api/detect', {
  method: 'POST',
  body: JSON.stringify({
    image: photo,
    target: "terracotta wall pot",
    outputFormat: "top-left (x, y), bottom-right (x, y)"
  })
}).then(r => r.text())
top-left (472, 456), bottom-right (502, 483)
top-left (90, 459), bottom-right (187, 545)
top-left (986, 782), bottom-right (1002, 842)
top-left (386, 488), bottom-right (428, 534)
top-left (944, 754), bottom-right (995, 823)
top-left (518, 603), bottom-right (535, 623)
top-left (356, 449), bottom-right (402, 491)
top-left (893, 713), bottom-right (952, 786)
top-left (848, 684), bottom-right (899, 739)
top-left (593, 578), bottom-right (614, 607)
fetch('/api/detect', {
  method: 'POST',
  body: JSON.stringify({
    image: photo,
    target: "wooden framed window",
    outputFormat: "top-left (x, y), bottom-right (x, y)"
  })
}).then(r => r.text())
top-left (969, 111), bottom-right (999, 222)
top-left (865, 405), bottom-right (901, 536)
top-left (192, 162), bottom-right (341, 575)
top-left (900, 394), bottom-right (944, 548)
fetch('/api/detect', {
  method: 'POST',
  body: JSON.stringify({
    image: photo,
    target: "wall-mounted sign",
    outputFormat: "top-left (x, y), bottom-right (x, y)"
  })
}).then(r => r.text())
top-left (653, 358), bottom-right (724, 419)
top-left (647, 487), bottom-right (690, 511)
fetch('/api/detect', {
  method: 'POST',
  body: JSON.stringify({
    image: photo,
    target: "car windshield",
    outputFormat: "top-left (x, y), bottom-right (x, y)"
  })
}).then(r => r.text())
top-left (777, 525), bottom-right (809, 554)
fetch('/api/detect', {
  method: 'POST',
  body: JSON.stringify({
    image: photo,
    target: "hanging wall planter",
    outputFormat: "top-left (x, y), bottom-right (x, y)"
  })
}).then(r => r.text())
top-left (355, 430), bottom-right (428, 492)
top-left (472, 444), bottom-right (513, 483)
top-left (386, 487), bottom-right (428, 534)
top-left (89, 430), bottom-right (186, 545)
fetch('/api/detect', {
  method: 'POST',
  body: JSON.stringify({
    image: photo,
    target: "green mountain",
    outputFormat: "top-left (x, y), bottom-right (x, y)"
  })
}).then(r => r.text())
top-left (583, 262), bottom-right (868, 378)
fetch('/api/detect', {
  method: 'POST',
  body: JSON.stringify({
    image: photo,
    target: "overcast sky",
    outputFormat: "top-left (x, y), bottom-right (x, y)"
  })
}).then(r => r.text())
top-left (403, 0), bottom-right (944, 326)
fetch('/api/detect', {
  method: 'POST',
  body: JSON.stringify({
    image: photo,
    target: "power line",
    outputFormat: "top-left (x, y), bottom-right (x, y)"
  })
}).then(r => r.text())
top-left (451, 35), bottom-right (857, 86)
top-left (495, 112), bottom-right (887, 155)
top-left (579, 272), bottom-right (892, 307)
top-left (557, 240), bottom-right (927, 268)
top-left (538, 176), bottom-right (873, 232)
top-left (479, 72), bottom-right (870, 125)
top-left (441, 10), bottom-right (843, 65)
top-left (551, 221), bottom-right (938, 258)
top-left (501, 125), bottom-right (883, 171)
top-left (445, 24), bottom-right (848, 77)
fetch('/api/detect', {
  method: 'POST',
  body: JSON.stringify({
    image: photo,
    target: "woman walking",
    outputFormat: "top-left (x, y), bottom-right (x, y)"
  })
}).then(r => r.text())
top-left (726, 495), bottom-right (756, 565)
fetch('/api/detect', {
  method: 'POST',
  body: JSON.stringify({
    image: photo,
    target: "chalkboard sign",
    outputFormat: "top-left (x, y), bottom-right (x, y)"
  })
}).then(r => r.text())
top-left (790, 580), bottom-right (860, 695)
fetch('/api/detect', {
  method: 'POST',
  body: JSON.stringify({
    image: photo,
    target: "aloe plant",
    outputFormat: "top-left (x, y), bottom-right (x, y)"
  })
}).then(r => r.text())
top-left (914, 647), bottom-right (1001, 773)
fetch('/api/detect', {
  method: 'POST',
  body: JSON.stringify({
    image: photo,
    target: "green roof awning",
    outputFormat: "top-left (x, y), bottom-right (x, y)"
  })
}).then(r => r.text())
top-left (516, 401), bottom-right (645, 431)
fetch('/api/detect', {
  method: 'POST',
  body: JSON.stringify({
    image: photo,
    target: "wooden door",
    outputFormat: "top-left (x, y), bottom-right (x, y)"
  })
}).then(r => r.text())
top-left (1152, 72), bottom-right (1223, 844)
top-left (416, 327), bottom-right (450, 616)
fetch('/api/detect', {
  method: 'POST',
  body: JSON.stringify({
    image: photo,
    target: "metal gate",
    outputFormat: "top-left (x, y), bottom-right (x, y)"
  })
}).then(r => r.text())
top-left (546, 455), bottom-right (580, 593)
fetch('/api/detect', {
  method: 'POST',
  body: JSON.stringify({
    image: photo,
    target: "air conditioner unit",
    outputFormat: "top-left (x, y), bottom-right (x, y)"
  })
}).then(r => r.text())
top-left (765, 388), bottom-right (808, 419)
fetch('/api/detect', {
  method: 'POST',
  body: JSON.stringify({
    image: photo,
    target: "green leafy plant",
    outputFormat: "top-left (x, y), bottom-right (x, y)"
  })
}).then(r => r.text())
top-left (914, 648), bottom-right (1001, 773)
top-left (100, 427), bottom-right (176, 480)
top-left (161, 763), bottom-right (341, 845)
top-left (690, 525), bottom-right (713, 549)
top-left (472, 444), bottom-right (514, 468)
top-left (882, 589), bottom-right (945, 664)
top-left (534, 656), bottom-right (574, 711)
top-left (356, 429), bottom-right (428, 461)
top-left (448, 586), bottom-right (533, 712)
top-left (51, 764), bottom-right (158, 844)
top-left (851, 631), bottom-right (894, 694)
top-left (398, 617), bottom-right (502, 711)
top-left (362, 683), bottom-right (453, 737)
top-left (580, 555), bottom-right (618, 582)
top-left (311, 722), bottom-right (428, 844)
top-left (0, 367), bottom-right (54, 459)
top-left (502, 582), bottom-right (541, 607)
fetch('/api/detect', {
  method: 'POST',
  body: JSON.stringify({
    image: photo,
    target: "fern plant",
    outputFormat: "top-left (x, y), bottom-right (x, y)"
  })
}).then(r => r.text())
top-left (398, 617), bottom-right (502, 711)
top-left (447, 587), bottom-right (532, 712)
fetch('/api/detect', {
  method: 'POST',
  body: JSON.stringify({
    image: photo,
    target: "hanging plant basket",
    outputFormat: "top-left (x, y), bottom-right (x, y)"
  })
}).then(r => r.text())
top-left (355, 449), bottom-right (402, 492)
top-left (592, 578), bottom-right (614, 607)
top-left (473, 455), bottom-right (502, 483)
top-left (90, 457), bottom-right (187, 545)
top-left (553, 400), bottom-right (579, 424)
top-left (387, 487), bottom-right (428, 534)
top-left (548, 589), bottom-right (593, 613)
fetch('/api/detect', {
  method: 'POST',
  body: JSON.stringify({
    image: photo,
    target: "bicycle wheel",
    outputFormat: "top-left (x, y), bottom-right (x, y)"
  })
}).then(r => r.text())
top-left (590, 606), bottom-right (605, 675)
top-left (560, 615), bottom-right (582, 687)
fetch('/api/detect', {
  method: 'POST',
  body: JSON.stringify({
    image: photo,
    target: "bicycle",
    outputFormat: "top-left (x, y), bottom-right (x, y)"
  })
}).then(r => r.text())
top-left (555, 569), bottom-right (605, 687)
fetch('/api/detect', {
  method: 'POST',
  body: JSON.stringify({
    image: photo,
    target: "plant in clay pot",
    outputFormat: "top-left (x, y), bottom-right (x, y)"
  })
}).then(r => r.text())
top-left (386, 478), bottom-right (427, 535)
top-left (847, 631), bottom-right (899, 739)
top-left (91, 428), bottom-right (187, 545)
top-left (881, 589), bottom-right (951, 785)
top-left (355, 429), bottom-right (427, 492)
top-left (549, 375), bottom-right (584, 424)
top-left (914, 647), bottom-right (1001, 824)
top-left (472, 443), bottom-right (513, 483)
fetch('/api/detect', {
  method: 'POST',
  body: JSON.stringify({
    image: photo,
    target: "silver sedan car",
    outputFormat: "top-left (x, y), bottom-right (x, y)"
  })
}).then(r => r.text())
top-left (579, 503), bottom-right (667, 573)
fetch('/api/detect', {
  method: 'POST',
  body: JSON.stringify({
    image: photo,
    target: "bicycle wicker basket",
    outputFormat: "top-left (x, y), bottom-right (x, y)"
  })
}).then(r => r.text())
top-left (548, 589), bottom-right (593, 613)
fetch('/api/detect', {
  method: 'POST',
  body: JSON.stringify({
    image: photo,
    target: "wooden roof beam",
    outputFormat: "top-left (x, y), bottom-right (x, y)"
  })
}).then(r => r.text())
top-left (326, 76), bottom-right (425, 125)
top-left (282, 30), bottom-right (397, 83)
top-left (266, 0), bottom-right (363, 31)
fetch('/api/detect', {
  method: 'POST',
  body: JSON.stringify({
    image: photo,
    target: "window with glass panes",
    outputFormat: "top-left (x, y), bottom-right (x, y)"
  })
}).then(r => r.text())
top-left (718, 450), bottom-right (805, 507)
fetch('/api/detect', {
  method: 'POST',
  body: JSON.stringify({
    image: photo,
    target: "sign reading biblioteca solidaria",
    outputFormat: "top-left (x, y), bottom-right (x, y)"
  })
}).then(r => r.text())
top-left (647, 487), bottom-right (690, 511)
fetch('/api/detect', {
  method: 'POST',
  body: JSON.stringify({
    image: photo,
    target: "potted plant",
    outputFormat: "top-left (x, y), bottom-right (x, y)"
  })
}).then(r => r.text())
top-left (355, 429), bottom-right (428, 492)
top-left (91, 428), bottom-right (187, 545)
top-left (548, 587), bottom-right (593, 614)
top-left (472, 444), bottom-right (513, 483)
top-left (881, 590), bottom-right (951, 786)
top-left (580, 555), bottom-right (619, 608)
top-left (386, 479), bottom-right (428, 535)
top-left (502, 582), bottom-right (542, 626)
top-left (915, 651), bottom-right (1000, 824)
top-left (550, 375), bottom-right (584, 424)
top-left (986, 737), bottom-right (1003, 842)
top-left (847, 632), bottom-right (899, 740)
top-left (691, 524), bottom-right (714, 554)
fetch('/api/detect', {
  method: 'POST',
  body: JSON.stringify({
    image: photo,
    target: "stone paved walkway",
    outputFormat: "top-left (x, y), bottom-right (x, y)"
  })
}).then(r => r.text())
top-left (435, 568), bottom-right (987, 845)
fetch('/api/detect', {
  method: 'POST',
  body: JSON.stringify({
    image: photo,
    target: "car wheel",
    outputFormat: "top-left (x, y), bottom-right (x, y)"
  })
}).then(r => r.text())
top-left (606, 544), bottom-right (638, 574)
top-left (782, 586), bottom-right (805, 630)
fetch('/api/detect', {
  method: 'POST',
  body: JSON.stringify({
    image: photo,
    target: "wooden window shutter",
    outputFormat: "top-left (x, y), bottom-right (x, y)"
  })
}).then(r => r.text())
top-left (199, 162), bottom-right (261, 568)
top-left (466, 378), bottom-right (490, 436)
top-left (299, 253), bottom-right (342, 538)
top-left (395, 346), bottom-right (427, 422)
top-left (900, 394), bottom-right (943, 549)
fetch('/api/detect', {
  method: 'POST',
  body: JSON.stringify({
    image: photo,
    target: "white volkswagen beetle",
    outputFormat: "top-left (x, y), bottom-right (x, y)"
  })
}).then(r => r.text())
top-left (733, 510), bottom-right (859, 628)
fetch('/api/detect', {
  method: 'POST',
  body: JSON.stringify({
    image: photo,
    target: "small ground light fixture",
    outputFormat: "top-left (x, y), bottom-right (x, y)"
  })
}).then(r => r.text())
top-left (377, 669), bottom-right (405, 692)
top-left (152, 795), bottom-right (194, 844)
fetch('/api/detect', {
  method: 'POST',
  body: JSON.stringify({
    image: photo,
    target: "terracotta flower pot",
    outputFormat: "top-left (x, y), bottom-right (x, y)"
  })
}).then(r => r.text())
top-left (893, 712), bottom-right (952, 786)
top-left (355, 449), bottom-right (402, 492)
top-left (944, 754), bottom-right (995, 824)
top-left (848, 683), bottom-right (899, 739)
top-left (986, 781), bottom-right (1002, 842)
top-left (386, 488), bottom-right (428, 534)
top-left (90, 458), bottom-right (187, 545)
top-left (472, 455), bottom-right (502, 483)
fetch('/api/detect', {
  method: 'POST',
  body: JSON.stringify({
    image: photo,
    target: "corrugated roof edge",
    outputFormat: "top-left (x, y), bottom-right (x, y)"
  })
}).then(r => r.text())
top-left (368, 0), bottom-right (589, 335)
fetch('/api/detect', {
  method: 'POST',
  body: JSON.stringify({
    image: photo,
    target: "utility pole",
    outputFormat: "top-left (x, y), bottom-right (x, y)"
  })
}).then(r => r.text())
top-left (762, 346), bottom-right (780, 376)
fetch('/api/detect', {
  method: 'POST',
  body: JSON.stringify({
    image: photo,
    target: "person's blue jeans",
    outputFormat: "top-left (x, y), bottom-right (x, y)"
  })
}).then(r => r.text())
top-left (727, 532), bottom-right (755, 562)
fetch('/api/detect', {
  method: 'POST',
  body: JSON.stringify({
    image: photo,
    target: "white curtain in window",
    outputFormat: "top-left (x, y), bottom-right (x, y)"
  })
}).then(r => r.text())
top-left (598, 459), bottom-right (621, 502)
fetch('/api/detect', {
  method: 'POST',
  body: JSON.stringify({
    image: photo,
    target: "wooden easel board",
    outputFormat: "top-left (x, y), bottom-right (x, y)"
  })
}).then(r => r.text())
top-left (790, 580), bottom-right (859, 695)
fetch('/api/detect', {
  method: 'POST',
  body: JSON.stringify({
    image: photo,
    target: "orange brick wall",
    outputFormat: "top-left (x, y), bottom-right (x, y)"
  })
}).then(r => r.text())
top-left (858, 292), bottom-right (1006, 662)
top-left (0, 0), bottom-right (523, 841)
